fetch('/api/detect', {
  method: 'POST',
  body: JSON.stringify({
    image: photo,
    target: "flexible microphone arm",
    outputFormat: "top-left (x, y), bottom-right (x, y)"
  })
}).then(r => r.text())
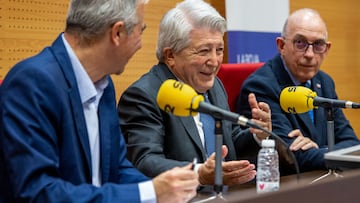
top-left (313, 97), bottom-right (360, 109)
top-left (156, 79), bottom-right (300, 177)
top-left (194, 102), bottom-right (300, 179)
top-left (196, 102), bottom-right (263, 130)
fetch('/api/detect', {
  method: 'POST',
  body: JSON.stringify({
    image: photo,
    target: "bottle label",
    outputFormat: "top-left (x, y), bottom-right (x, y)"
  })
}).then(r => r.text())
top-left (256, 181), bottom-right (279, 193)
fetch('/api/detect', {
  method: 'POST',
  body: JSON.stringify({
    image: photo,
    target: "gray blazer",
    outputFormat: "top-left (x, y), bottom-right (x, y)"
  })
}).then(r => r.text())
top-left (118, 62), bottom-right (259, 177)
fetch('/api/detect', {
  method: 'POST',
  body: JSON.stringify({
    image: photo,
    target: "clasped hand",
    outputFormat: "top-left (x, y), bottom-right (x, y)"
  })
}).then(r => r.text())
top-left (289, 129), bottom-right (319, 151)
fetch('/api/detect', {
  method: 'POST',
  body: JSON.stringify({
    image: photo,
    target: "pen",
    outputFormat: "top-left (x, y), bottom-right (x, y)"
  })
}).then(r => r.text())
top-left (191, 157), bottom-right (197, 170)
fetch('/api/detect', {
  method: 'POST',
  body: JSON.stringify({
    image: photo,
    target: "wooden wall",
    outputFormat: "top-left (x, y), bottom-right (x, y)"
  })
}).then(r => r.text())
top-left (0, 0), bottom-right (359, 136)
top-left (113, 0), bottom-right (182, 98)
top-left (0, 1), bottom-right (68, 78)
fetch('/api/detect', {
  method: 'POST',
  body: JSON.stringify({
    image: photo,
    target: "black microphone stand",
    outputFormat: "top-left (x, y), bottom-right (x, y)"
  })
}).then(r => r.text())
top-left (214, 119), bottom-right (226, 198)
top-left (311, 107), bottom-right (343, 184)
top-left (194, 119), bottom-right (226, 203)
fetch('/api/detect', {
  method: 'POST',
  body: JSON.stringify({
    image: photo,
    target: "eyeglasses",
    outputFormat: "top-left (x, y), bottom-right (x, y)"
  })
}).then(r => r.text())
top-left (284, 38), bottom-right (329, 54)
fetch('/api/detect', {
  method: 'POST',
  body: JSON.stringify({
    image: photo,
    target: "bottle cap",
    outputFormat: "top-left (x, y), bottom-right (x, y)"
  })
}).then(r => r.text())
top-left (261, 139), bottom-right (275, 147)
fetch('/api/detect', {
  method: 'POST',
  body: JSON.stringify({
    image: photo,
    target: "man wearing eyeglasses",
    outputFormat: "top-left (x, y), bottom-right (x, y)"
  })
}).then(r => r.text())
top-left (236, 8), bottom-right (360, 174)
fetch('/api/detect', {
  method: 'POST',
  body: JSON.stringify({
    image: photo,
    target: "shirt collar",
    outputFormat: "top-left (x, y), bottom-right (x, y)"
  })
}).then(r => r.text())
top-left (280, 56), bottom-right (310, 86)
top-left (61, 34), bottom-right (108, 104)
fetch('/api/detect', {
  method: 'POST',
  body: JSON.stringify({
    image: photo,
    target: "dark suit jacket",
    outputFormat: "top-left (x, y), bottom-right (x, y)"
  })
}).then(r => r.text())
top-left (0, 34), bottom-right (149, 202)
top-left (118, 62), bottom-right (260, 178)
top-left (237, 54), bottom-right (360, 172)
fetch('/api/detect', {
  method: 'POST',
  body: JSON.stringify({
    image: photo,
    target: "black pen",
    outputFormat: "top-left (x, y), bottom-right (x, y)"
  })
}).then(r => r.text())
top-left (191, 157), bottom-right (197, 170)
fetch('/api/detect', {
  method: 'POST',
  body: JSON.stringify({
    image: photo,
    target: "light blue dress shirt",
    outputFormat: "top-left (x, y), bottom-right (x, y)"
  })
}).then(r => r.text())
top-left (61, 34), bottom-right (156, 202)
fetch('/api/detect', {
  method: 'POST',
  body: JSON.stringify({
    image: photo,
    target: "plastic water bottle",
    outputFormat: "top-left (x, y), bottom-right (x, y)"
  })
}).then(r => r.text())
top-left (256, 139), bottom-right (280, 193)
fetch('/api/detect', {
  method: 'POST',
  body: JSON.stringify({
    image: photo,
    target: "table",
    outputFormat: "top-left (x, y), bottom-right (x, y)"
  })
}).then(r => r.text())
top-left (190, 169), bottom-right (360, 203)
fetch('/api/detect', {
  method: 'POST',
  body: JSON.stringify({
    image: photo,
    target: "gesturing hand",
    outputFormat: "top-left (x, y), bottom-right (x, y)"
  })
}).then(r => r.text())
top-left (248, 93), bottom-right (272, 140)
top-left (198, 146), bottom-right (256, 186)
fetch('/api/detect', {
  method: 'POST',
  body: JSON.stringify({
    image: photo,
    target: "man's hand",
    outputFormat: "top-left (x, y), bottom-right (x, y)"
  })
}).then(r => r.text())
top-left (248, 93), bottom-right (272, 140)
top-left (153, 164), bottom-right (199, 203)
top-left (198, 146), bottom-right (256, 186)
top-left (289, 129), bottom-right (319, 151)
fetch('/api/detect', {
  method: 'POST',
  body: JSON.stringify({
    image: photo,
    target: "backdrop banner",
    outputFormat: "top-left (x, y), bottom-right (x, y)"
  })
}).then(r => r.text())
top-left (226, 0), bottom-right (289, 63)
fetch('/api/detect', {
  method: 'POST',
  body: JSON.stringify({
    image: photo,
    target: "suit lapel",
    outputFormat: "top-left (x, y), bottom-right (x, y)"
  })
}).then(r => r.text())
top-left (98, 79), bottom-right (113, 182)
top-left (51, 34), bottom-right (92, 173)
top-left (294, 81), bottom-right (318, 139)
top-left (68, 89), bottom-right (92, 170)
top-left (311, 77), bottom-right (325, 142)
top-left (272, 55), bottom-right (317, 139)
top-left (154, 63), bottom-right (208, 158)
top-left (179, 117), bottom-right (207, 157)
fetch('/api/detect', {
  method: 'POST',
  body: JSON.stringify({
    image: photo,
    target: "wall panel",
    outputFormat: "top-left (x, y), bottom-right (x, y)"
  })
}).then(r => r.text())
top-left (0, 0), bottom-right (68, 78)
top-left (113, 0), bottom-right (181, 99)
top-left (0, 0), bottom-right (183, 99)
top-left (1, 0), bottom-right (359, 136)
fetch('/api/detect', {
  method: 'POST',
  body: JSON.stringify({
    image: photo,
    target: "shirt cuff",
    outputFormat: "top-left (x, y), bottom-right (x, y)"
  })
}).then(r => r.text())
top-left (139, 180), bottom-right (156, 203)
top-left (253, 133), bottom-right (262, 145)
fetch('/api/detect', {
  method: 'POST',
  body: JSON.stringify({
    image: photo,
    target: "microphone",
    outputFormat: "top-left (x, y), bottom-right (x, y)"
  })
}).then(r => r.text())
top-left (280, 86), bottom-right (360, 114)
top-left (156, 79), bottom-right (260, 130)
top-left (157, 79), bottom-right (300, 177)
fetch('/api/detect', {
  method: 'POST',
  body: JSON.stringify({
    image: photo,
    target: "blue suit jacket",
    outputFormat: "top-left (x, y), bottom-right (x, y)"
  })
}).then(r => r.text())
top-left (0, 34), bottom-right (149, 202)
top-left (237, 54), bottom-right (360, 173)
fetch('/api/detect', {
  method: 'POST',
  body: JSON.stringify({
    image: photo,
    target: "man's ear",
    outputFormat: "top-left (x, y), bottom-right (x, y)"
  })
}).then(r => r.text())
top-left (326, 41), bottom-right (332, 53)
top-left (163, 48), bottom-right (175, 66)
top-left (276, 37), bottom-right (286, 53)
top-left (111, 21), bottom-right (126, 44)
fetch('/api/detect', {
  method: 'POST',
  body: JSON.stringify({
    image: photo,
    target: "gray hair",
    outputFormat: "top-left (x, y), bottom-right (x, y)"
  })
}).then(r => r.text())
top-left (156, 0), bottom-right (227, 62)
top-left (65, 0), bottom-right (149, 43)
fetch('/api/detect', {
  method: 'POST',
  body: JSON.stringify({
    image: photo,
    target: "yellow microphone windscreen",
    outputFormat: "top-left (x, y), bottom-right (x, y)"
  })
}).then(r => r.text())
top-left (279, 86), bottom-right (317, 114)
top-left (156, 79), bottom-right (204, 116)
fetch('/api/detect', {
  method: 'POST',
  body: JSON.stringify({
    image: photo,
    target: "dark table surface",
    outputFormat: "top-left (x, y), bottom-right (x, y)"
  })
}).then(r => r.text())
top-left (190, 169), bottom-right (360, 203)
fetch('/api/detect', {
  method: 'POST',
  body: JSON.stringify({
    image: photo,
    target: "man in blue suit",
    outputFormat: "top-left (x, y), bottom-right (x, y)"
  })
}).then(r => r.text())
top-left (237, 8), bottom-right (360, 173)
top-left (0, 0), bottom-right (199, 202)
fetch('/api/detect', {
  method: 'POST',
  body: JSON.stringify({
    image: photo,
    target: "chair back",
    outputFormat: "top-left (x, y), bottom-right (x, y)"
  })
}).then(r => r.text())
top-left (217, 63), bottom-right (264, 111)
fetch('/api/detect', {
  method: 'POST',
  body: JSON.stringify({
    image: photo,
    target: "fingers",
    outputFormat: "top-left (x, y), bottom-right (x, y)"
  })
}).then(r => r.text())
top-left (199, 158), bottom-right (257, 186)
top-left (182, 189), bottom-right (197, 203)
top-left (222, 160), bottom-right (251, 172)
top-left (222, 145), bottom-right (228, 158)
top-left (207, 145), bottom-right (228, 160)
top-left (248, 93), bottom-right (259, 109)
top-left (289, 130), bottom-right (319, 151)
top-left (154, 166), bottom-right (199, 203)
top-left (300, 141), bottom-right (319, 150)
top-left (250, 105), bottom-right (272, 139)
top-left (290, 137), bottom-right (319, 151)
top-left (224, 170), bottom-right (257, 185)
top-left (181, 162), bottom-right (195, 170)
top-left (222, 160), bottom-right (256, 185)
top-left (248, 93), bottom-right (271, 115)
top-left (288, 129), bottom-right (302, 138)
top-left (198, 162), bottom-right (214, 185)
top-left (251, 103), bottom-right (271, 122)
top-left (247, 93), bottom-right (272, 139)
